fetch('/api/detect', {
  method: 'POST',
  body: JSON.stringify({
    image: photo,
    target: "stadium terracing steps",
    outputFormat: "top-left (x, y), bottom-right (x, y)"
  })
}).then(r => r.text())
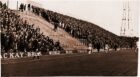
top-left (17, 11), bottom-right (88, 50)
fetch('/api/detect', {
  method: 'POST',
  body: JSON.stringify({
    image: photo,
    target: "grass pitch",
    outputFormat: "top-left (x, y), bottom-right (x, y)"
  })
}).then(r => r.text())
top-left (1, 49), bottom-right (138, 76)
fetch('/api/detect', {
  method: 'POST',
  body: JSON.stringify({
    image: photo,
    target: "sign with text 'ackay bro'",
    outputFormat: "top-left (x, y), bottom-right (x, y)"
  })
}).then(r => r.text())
top-left (1, 52), bottom-right (42, 59)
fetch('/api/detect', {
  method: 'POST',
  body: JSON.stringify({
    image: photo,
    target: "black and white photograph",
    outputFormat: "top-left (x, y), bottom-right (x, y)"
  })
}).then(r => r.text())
top-left (0, 0), bottom-right (139, 76)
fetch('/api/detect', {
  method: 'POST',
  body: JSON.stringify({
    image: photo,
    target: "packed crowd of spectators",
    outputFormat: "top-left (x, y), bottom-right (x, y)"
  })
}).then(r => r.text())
top-left (28, 5), bottom-right (138, 51)
top-left (1, 1), bottom-right (63, 53)
top-left (1, 1), bottom-right (138, 54)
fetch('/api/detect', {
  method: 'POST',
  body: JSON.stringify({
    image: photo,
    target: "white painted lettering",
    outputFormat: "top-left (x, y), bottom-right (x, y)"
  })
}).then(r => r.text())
top-left (3, 53), bottom-right (8, 58)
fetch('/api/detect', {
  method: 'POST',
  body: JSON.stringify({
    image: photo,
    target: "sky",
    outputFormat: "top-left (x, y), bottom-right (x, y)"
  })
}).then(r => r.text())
top-left (1, 0), bottom-right (139, 37)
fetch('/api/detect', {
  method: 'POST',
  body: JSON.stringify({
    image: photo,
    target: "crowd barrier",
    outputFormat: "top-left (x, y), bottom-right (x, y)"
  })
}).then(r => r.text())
top-left (1, 48), bottom-right (134, 59)
top-left (1, 52), bottom-right (42, 59)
